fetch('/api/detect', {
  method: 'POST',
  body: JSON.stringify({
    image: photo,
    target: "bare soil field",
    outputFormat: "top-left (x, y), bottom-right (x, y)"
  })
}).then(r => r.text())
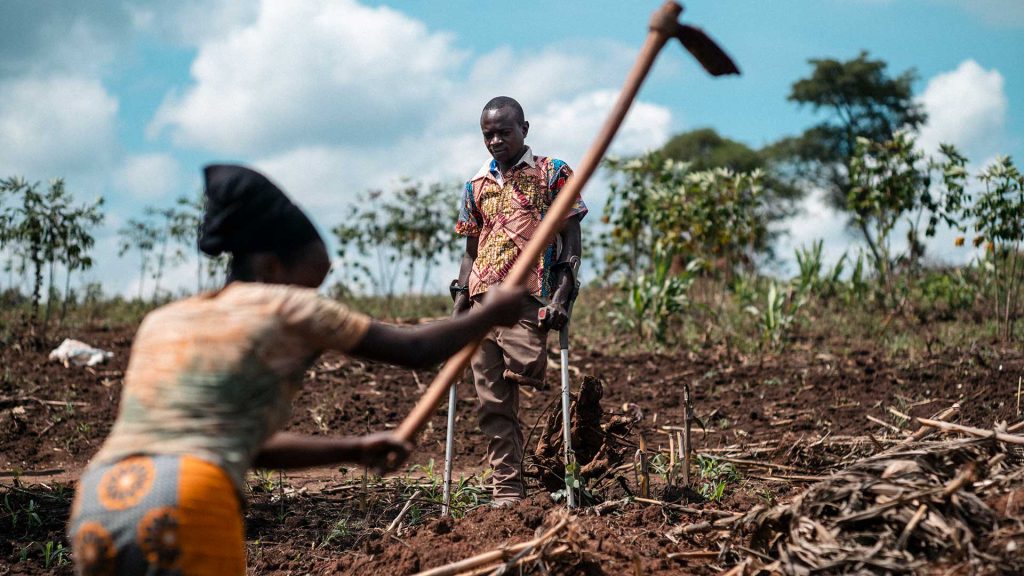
top-left (2, 323), bottom-right (1023, 575)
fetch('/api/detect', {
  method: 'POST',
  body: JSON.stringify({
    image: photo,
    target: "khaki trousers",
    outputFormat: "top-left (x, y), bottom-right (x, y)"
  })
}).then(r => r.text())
top-left (470, 296), bottom-right (548, 498)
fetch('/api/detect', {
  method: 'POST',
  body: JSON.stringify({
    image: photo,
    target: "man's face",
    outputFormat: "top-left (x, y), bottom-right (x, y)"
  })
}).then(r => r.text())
top-left (480, 107), bottom-right (528, 167)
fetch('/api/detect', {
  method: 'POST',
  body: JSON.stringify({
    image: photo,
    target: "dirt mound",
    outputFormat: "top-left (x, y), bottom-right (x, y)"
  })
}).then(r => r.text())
top-left (528, 376), bottom-right (638, 496)
top-left (337, 496), bottom-right (555, 574)
top-left (335, 495), bottom-right (716, 576)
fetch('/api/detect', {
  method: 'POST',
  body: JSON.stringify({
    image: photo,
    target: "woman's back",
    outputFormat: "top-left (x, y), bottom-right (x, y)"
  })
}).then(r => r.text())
top-left (91, 282), bottom-right (369, 490)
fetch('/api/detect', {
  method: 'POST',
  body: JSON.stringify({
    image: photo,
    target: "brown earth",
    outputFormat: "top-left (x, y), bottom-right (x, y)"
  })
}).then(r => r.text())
top-left (1, 323), bottom-right (1023, 574)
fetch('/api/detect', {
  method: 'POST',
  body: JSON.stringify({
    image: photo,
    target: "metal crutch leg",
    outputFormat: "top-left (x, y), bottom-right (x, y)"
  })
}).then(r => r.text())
top-left (559, 323), bottom-right (577, 509)
top-left (441, 382), bottom-right (457, 516)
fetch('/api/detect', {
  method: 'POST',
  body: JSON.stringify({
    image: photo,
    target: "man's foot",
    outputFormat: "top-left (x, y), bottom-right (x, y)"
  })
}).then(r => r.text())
top-left (489, 496), bottom-right (523, 509)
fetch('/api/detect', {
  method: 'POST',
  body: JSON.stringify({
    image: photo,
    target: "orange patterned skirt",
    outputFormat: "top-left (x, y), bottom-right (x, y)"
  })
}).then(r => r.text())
top-left (69, 454), bottom-right (245, 575)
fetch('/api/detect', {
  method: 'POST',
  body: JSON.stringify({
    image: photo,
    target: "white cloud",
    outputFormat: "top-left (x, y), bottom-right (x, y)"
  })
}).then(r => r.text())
top-left (861, 1), bottom-right (1024, 28)
top-left (532, 90), bottom-right (672, 163)
top-left (254, 146), bottom-right (404, 212)
top-left (150, 0), bottom-right (465, 155)
top-left (770, 190), bottom-right (856, 277)
top-left (114, 153), bottom-right (185, 200)
top-left (251, 88), bottom-right (672, 231)
top-left (917, 60), bottom-right (1008, 158)
top-left (211, 12), bottom-right (673, 228)
top-left (0, 75), bottom-right (119, 179)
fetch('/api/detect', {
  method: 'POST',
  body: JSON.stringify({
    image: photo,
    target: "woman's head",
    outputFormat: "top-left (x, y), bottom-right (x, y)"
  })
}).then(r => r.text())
top-left (199, 165), bottom-right (330, 288)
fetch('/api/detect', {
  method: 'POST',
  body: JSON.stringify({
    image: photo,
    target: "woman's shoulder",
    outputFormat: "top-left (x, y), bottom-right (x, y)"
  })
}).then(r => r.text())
top-left (219, 282), bottom-right (340, 325)
top-left (217, 281), bottom-right (319, 304)
top-left (138, 283), bottom-right (319, 324)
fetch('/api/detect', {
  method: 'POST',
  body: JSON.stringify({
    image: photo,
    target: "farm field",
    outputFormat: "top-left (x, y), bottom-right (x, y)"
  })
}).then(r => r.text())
top-left (2, 5), bottom-right (1023, 573)
top-left (2, 297), bottom-right (1022, 575)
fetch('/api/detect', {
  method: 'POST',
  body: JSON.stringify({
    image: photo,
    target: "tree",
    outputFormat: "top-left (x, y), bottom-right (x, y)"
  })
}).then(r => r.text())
top-left (662, 128), bottom-right (765, 174)
top-left (57, 197), bottom-right (105, 324)
top-left (0, 177), bottom-right (104, 331)
top-left (129, 195), bottom-right (228, 296)
top-left (144, 206), bottom-right (192, 302)
top-left (118, 218), bottom-right (158, 302)
top-left (332, 181), bottom-right (460, 299)
top-left (846, 132), bottom-right (929, 306)
top-left (599, 153), bottom-right (768, 344)
top-left (1, 177), bottom-right (52, 324)
top-left (600, 152), bottom-right (768, 283)
top-left (771, 52), bottom-right (927, 216)
top-left (0, 183), bottom-right (16, 291)
top-left (661, 128), bottom-right (803, 241)
top-left (962, 157), bottom-right (1024, 340)
top-left (39, 181), bottom-right (105, 331)
top-left (168, 194), bottom-right (215, 292)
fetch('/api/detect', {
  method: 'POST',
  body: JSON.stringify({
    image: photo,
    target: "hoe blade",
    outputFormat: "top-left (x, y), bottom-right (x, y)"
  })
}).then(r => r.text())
top-left (676, 24), bottom-right (740, 76)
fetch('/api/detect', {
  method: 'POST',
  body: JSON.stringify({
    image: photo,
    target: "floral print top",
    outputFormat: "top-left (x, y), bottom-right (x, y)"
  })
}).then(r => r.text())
top-left (456, 147), bottom-right (587, 299)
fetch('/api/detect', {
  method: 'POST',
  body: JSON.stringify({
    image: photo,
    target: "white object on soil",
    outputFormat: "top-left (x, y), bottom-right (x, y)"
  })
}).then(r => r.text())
top-left (48, 338), bottom-right (113, 367)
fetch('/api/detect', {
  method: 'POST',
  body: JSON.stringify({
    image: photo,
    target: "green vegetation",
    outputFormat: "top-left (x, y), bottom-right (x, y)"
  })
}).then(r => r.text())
top-left (0, 177), bottom-right (103, 336)
top-left (0, 483), bottom-right (74, 570)
top-left (0, 54), bottom-right (1020, 356)
top-left (332, 181), bottom-right (460, 303)
top-left (771, 51), bottom-right (927, 213)
top-left (406, 459), bottom-right (490, 519)
top-left (694, 455), bottom-right (742, 503)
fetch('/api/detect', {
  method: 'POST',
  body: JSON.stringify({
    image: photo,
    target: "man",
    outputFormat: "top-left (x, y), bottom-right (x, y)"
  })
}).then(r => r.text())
top-left (452, 96), bottom-right (586, 505)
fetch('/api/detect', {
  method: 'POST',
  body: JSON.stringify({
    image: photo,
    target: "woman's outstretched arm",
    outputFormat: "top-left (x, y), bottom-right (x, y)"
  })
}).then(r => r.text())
top-left (252, 431), bottom-right (410, 472)
top-left (350, 284), bottom-right (525, 369)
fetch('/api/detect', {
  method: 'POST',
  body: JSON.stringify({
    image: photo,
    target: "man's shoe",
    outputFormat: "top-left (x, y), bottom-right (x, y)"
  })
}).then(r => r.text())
top-left (489, 496), bottom-right (522, 509)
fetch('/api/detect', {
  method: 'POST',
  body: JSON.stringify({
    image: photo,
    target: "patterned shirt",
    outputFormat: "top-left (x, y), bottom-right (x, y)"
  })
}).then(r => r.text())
top-left (456, 147), bottom-right (587, 299)
top-left (91, 282), bottom-right (371, 491)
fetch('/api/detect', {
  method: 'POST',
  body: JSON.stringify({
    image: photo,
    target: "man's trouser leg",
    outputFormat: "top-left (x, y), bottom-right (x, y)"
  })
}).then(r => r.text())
top-left (471, 297), bottom-right (547, 499)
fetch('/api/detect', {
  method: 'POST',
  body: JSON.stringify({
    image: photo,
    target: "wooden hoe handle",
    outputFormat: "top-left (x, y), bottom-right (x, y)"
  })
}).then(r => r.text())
top-left (394, 2), bottom-right (684, 443)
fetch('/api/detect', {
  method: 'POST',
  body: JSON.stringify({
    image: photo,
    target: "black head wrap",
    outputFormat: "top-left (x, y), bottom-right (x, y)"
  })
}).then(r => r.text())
top-left (199, 164), bottom-right (321, 256)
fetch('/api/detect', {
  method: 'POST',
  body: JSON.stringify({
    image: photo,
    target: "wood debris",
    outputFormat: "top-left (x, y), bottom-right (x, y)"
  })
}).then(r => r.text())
top-left (727, 437), bottom-right (1024, 574)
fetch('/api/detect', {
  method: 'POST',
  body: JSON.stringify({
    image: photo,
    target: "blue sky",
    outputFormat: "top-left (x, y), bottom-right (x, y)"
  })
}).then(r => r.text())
top-left (0, 0), bottom-right (1020, 294)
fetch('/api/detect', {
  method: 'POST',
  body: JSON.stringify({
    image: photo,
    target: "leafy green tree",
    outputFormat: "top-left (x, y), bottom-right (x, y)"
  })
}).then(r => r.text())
top-left (332, 181), bottom-right (459, 299)
top-left (601, 152), bottom-right (768, 284)
top-left (847, 132), bottom-right (927, 302)
top-left (333, 189), bottom-right (400, 297)
top-left (118, 217), bottom-right (159, 302)
top-left (135, 194), bottom-right (228, 295)
top-left (168, 193), bottom-right (222, 292)
top-left (959, 157), bottom-right (1024, 340)
top-left (599, 153), bottom-right (767, 344)
top-left (144, 206), bottom-right (192, 302)
top-left (57, 197), bottom-right (104, 325)
top-left (38, 180), bottom-right (104, 331)
top-left (662, 128), bottom-right (765, 174)
top-left (0, 184), bottom-right (16, 292)
top-left (846, 133), bottom-right (967, 308)
top-left (1, 177), bottom-right (57, 324)
top-left (0, 177), bottom-right (103, 331)
top-left (771, 52), bottom-right (927, 221)
top-left (661, 128), bottom-right (801, 243)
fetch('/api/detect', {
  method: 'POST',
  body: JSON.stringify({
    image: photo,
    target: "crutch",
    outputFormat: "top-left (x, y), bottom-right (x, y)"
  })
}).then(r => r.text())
top-left (441, 381), bottom-right (457, 516)
top-left (554, 256), bottom-right (582, 508)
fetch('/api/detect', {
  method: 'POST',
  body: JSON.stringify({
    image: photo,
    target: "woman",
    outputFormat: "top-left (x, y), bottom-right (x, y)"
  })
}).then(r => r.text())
top-left (68, 165), bottom-right (525, 575)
